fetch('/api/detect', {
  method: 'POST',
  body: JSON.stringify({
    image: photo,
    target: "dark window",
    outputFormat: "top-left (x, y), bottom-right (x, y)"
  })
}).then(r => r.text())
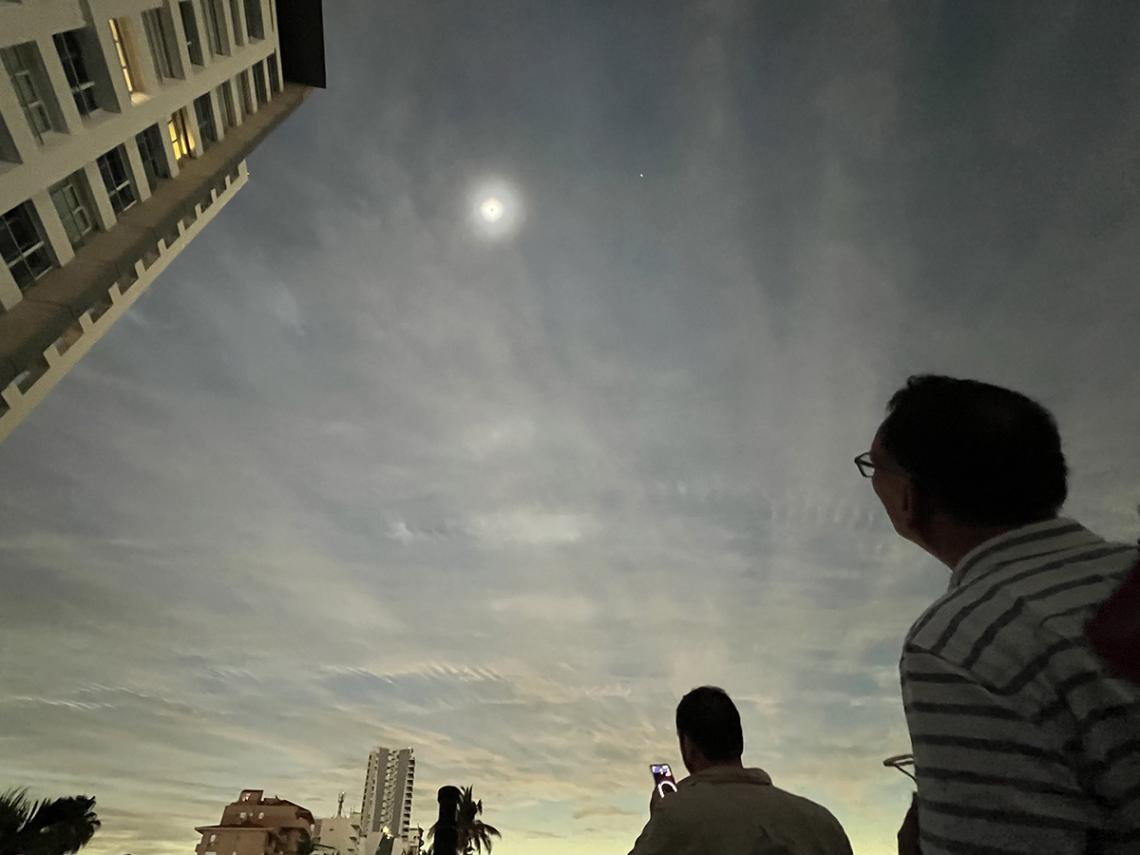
top-left (237, 70), bottom-right (253, 114)
top-left (252, 61), bottom-right (267, 107)
top-left (267, 52), bottom-right (279, 93)
top-left (216, 82), bottom-right (236, 128)
top-left (243, 0), bottom-right (264, 40)
top-left (201, 0), bottom-right (226, 55)
top-left (50, 173), bottom-right (97, 248)
top-left (179, 2), bottom-right (204, 66)
top-left (53, 30), bottom-right (98, 116)
top-left (142, 9), bottom-right (176, 80)
top-left (193, 93), bottom-right (216, 147)
top-left (97, 147), bottom-right (136, 214)
top-left (2, 44), bottom-right (55, 142)
top-left (228, 0), bottom-right (244, 46)
top-left (1, 203), bottom-right (53, 289)
top-left (135, 124), bottom-right (168, 192)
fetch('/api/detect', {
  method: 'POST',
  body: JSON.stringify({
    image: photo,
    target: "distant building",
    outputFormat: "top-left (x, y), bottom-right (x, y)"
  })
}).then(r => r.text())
top-left (313, 810), bottom-right (361, 855)
top-left (360, 747), bottom-right (415, 848)
top-left (403, 826), bottom-right (423, 855)
top-left (194, 789), bottom-right (315, 855)
top-left (0, 0), bottom-right (325, 442)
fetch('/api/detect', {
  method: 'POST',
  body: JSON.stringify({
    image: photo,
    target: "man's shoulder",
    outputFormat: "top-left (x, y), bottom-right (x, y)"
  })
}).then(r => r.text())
top-left (765, 785), bottom-right (847, 831)
top-left (672, 772), bottom-right (849, 847)
top-left (905, 538), bottom-right (1138, 663)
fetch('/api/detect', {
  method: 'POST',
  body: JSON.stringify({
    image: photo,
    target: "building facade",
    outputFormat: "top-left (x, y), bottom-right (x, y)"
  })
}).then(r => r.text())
top-left (0, 0), bottom-right (323, 442)
top-left (360, 747), bottom-right (416, 848)
top-left (404, 826), bottom-right (423, 855)
top-left (313, 810), bottom-right (362, 855)
top-left (195, 789), bottom-right (316, 855)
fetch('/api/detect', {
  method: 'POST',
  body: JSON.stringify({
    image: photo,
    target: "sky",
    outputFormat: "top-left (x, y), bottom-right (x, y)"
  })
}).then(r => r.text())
top-left (3, 2), bottom-right (1140, 854)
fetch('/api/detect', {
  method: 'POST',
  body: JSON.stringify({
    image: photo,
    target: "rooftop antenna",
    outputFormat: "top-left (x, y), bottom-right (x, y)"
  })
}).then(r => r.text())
top-left (337, 792), bottom-right (345, 817)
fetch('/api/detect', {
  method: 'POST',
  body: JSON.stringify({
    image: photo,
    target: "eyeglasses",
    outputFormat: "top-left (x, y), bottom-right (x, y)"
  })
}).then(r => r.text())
top-left (882, 753), bottom-right (916, 783)
top-left (854, 451), bottom-right (908, 480)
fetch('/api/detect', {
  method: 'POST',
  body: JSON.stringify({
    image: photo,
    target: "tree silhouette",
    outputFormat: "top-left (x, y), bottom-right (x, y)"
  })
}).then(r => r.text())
top-left (0, 789), bottom-right (101, 855)
top-left (427, 786), bottom-right (500, 855)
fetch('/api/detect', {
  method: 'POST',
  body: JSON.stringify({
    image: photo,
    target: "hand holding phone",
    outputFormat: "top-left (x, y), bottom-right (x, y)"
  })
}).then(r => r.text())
top-left (650, 763), bottom-right (678, 798)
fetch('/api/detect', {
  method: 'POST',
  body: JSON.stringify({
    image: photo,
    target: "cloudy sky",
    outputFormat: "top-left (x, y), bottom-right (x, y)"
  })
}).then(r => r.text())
top-left (4, 2), bottom-right (1140, 854)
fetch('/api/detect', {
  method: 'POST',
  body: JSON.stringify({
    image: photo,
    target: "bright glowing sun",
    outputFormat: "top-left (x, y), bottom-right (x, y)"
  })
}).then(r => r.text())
top-left (479, 197), bottom-right (504, 223)
top-left (468, 179), bottom-right (524, 240)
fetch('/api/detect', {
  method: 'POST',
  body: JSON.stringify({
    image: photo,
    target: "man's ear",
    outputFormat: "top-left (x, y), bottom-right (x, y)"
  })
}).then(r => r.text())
top-left (900, 479), bottom-right (927, 534)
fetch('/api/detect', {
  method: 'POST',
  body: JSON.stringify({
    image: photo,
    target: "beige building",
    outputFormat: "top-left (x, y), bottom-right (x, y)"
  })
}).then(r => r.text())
top-left (195, 789), bottom-right (316, 855)
top-left (360, 747), bottom-right (415, 851)
top-left (313, 810), bottom-right (362, 855)
top-left (0, 0), bottom-right (325, 442)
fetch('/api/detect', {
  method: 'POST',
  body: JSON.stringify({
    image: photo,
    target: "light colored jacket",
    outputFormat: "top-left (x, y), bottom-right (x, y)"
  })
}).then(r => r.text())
top-left (627, 766), bottom-right (852, 855)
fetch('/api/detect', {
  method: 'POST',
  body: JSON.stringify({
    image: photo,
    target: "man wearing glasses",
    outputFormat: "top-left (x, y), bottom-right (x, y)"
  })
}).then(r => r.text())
top-left (856, 375), bottom-right (1140, 855)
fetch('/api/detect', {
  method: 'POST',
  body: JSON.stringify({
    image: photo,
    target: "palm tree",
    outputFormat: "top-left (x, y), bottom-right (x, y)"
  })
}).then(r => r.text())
top-left (427, 786), bottom-right (500, 855)
top-left (0, 789), bottom-right (101, 855)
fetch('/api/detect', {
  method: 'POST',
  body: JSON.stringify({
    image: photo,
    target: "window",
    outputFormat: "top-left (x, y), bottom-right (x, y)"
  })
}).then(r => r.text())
top-left (142, 9), bottom-right (176, 80)
top-left (0, 116), bottom-right (17, 163)
top-left (168, 108), bottom-right (193, 161)
top-left (243, 0), bottom-right (264, 40)
top-left (201, 0), bottom-right (226, 55)
top-left (252, 61), bottom-right (267, 107)
top-left (179, 2), bottom-right (204, 66)
top-left (50, 173), bottom-right (96, 248)
top-left (237, 71), bottom-right (253, 114)
top-left (1, 44), bottom-right (55, 143)
top-left (108, 19), bottom-right (138, 94)
top-left (229, 0), bottom-right (244, 46)
top-left (53, 30), bottom-right (98, 116)
top-left (193, 93), bottom-right (216, 147)
top-left (216, 82), bottom-right (236, 128)
top-left (1, 203), bottom-right (53, 289)
top-left (267, 52), bottom-right (279, 93)
top-left (97, 147), bottom-right (136, 214)
top-left (135, 124), bottom-right (168, 192)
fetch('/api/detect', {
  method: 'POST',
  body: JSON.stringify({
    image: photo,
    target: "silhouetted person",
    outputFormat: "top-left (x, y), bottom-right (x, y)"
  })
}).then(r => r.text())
top-left (628, 686), bottom-right (852, 855)
top-left (858, 375), bottom-right (1140, 855)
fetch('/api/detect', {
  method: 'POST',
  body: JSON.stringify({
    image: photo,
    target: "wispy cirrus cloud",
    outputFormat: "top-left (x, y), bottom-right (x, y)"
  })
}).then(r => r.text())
top-left (2, 3), bottom-right (1140, 855)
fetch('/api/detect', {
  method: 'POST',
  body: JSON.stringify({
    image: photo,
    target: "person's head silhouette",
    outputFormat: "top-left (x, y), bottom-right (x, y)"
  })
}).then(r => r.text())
top-left (675, 686), bottom-right (745, 774)
top-left (858, 374), bottom-right (1068, 570)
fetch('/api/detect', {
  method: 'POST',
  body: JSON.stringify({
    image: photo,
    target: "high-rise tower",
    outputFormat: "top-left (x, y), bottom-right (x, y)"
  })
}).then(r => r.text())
top-left (360, 747), bottom-right (415, 847)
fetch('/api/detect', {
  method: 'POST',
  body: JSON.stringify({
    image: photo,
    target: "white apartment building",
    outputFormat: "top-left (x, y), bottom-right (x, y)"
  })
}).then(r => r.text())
top-left (313, 810), bottom-right (362, 855)
top-left (0, 0), bottom-right (324, 442)
top-left (360, 747), bottom-right (416, 848)
top-left (404, 826), bottom-right (423, 855)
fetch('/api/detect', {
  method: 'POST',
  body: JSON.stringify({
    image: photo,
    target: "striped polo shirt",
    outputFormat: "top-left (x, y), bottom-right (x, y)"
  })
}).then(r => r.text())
top-left (900, 516), bottom-right (1140, 855)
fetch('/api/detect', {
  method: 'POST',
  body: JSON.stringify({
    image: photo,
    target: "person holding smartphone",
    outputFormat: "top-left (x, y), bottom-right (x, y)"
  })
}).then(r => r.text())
top-left (627, 686), bottom-right (852, 855)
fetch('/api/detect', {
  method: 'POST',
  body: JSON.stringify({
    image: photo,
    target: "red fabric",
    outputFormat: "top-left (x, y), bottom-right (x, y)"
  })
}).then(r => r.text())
top-left (1086, 557), bottom-right (1140, 685)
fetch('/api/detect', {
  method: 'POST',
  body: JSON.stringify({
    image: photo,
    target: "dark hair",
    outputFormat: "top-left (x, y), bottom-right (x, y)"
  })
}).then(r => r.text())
top-left (676, 686), bottom-right (743, 763)
top-left (880, 375), bottom-right (1068, 527)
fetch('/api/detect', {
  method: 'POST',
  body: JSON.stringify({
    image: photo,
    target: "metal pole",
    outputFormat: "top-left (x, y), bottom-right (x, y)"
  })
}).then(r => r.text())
top-left (434, 786), bottom-right (460, 855)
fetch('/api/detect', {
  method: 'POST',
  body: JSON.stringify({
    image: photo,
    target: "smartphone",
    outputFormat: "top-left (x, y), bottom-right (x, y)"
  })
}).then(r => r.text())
top-left (650, 763), bottom-right (678, 797)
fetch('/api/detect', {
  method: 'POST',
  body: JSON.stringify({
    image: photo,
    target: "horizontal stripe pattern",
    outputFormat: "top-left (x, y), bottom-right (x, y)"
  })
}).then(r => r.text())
top-left (900, 518), bottom-right (1140, 855)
